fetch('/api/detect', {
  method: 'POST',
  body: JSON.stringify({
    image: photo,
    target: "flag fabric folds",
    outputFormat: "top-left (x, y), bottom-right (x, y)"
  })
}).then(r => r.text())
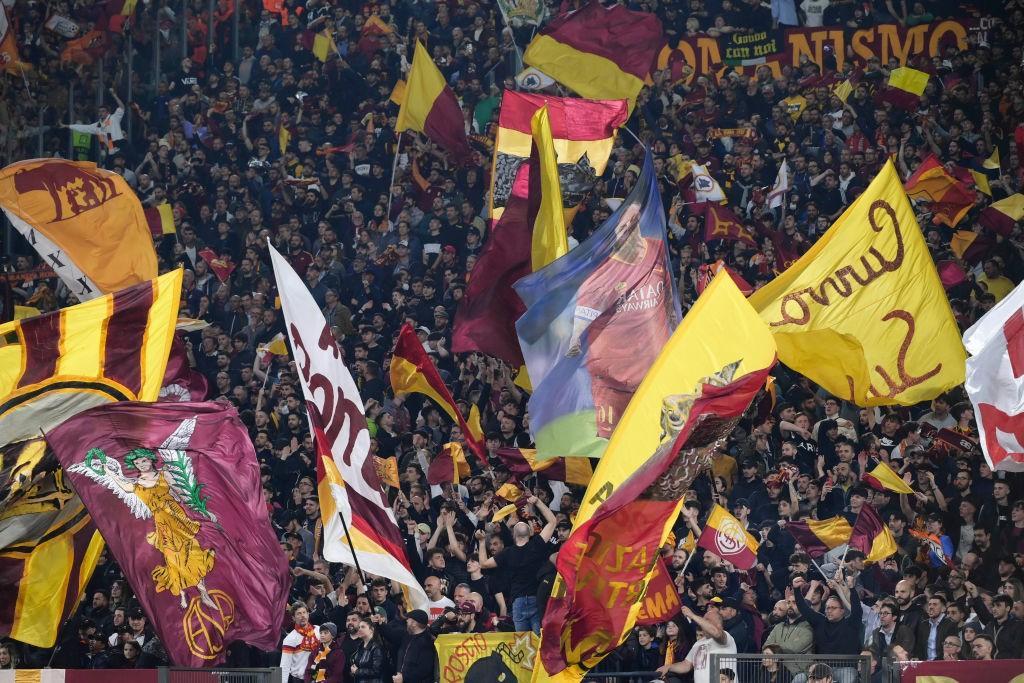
top-left (862, 460), bottom-right (914, 494)
top-left (493, 447), bottom-right (593, 486)
top-left (390, 323), bottom-right (486, 464)
top-left (0, 271), bottom-right (180, 646)
top-left (963, 281), bottom-right (1024, 471)
top-left (144, 202), bottom-right (176, 236)
top-left (704, 203), bottom-right (756, 246)
top-left (691, 163), bottom-right (725, 203)
top-left (426, 442), bottom-right (472, 486)
top-left (978, 194), bottom-right (1024, 236)
top-left (523, 0), bottom-right (662, 110)
top-left (396, 41), bottom-right (471, 163)
top-left (452, 92), bottom-right (626, 366)
top-left (0, 441), bottom-right (103, 648)
top-left (848, 504), bottom-right (897, 563)
top-left (311, 30), bottom-right (335, 62)
top-left (903, 154), bottom-right (976, 227)
top-left (889, 67), bottom-right (929, 95)
top-left (749, 160), bottom-right (965, 407)
top-left (485, 90), bottom-right (626, 224)
top-left (950, 229), bottom-right (993, 264)
top-left (45, 401), bottom-right (291, 666)
top-left (785, 516), bottom-right (852, 558)
top-left (515, 153), bottom-right (681, 459)
top-left (696, 505), bottom-right (759, 569)
top-left (984, 148), bottom-right (1001, 170)
top-left (530, 106), bottom-right (570, 271)
top-left (0, 4), bottom-right (29, 74)
top-left (269, 245), bottom-right (429, 610)
top-left (0, 270), bottom-right (182, 445)
top-left (0, 160), bottom-right (158, 299)
top-left (768, 160), bottom-right (791, 210)
top-left (535, 272), bottom-right (777, 681)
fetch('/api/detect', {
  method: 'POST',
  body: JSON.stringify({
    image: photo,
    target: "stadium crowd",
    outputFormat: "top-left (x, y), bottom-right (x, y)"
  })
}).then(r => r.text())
top-left (2, 0), bottom-right (1024, 681)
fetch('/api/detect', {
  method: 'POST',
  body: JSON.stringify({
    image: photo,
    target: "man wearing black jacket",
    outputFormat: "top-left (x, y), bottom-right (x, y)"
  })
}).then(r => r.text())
top-left (793, 572), bottom-right (862, 683)
top-left (389, 610), bottom-right (435, 683)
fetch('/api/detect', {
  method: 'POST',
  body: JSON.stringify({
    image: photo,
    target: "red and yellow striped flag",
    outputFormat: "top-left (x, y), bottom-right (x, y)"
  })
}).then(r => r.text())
top-left (0, 270), bottom-right (181, 647)
top-left (390, 323), bottom-right (486, 464)
top-left (396, 41), bottom-right (471, 163)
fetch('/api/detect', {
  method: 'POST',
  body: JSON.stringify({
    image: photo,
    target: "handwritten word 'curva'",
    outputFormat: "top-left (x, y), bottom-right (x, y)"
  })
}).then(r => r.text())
top-left (769, 200), bottom-right (905, 327)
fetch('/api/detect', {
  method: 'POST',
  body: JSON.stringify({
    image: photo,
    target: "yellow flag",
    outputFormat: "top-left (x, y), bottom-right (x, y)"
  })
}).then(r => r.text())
top-left (0, 160), bottom-right (157, 299)
top-left (396, 41), bottom-right (448, 133)
top-left (833, 79), bottom-right (853, 103)
top-left (530, 105), bottom-right (570, 271)
top-left (312, 30), bottom-right (334, 62)
top-left (990, 193), bottom-right (1024, 221)
top-left (983, 147), bottom-right (1001, 170)
top-left (864, 460), bottom-right (914, 494)
top-left (970, 168), bottom-right (992, 196)
top-left (749, 160), bottom-right (965, 406)
top-left (389, 78), bottom-right (407, 106)
top-left (889, 66), bottom-right (929, 95)
top-left (535, 273), bottom-right (776, 682)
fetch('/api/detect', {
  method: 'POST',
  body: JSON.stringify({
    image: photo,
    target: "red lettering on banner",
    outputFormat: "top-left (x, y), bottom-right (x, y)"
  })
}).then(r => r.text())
top-left (1002, 309), bottom-right (1024, 378)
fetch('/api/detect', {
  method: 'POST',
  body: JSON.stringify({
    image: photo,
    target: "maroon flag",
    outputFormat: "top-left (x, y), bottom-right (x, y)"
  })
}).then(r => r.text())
top-left (159, 333), bottom-right (209, 402)
top-left (45, 401), bottom-right (291, 667)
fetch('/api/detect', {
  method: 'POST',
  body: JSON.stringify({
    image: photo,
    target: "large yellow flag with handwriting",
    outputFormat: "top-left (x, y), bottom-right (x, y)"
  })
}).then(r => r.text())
top-left (748, 160), bottom-right (964, 406)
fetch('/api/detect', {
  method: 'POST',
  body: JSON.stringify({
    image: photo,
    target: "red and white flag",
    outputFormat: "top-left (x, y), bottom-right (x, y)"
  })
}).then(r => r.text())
top-left (269, 243), bottom-right (429, 608)
top-left (767, 160), bottom-right (791, 210)
top-left (964, 281), bottom-right (1024, 472)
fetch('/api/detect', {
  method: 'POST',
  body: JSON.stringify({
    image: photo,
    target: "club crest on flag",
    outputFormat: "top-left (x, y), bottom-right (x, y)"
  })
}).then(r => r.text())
top-left (67, 417), bottom-right (220, 611)
top-left (714, 515), bottom-right (747, 557)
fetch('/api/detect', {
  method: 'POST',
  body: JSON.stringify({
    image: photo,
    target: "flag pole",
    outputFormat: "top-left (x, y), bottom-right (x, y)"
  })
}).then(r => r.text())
top-left (336, 494), bottom-right (369, 587)
top-left (385, 131), bottom-right (403, 225)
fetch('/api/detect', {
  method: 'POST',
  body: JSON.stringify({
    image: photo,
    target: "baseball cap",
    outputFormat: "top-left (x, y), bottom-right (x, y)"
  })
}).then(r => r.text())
top-left (415, 523), bottom-right (431, 535)
top-left (407, 609), bottom-right (429, 626)
top-left (458, 601), bottom-right (478, 614)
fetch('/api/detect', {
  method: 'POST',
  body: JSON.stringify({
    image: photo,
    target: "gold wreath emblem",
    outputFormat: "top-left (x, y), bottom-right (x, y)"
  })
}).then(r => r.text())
top-left (182, 589), bottom-right (236, 659)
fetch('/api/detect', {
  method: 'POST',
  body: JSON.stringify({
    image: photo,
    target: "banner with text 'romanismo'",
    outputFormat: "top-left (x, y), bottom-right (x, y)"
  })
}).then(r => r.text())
top-left (658, 19), bottom-right (984, 82)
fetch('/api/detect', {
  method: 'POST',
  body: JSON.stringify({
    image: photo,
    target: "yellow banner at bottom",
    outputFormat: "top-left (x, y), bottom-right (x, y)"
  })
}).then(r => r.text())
top-left (436, 631), bottom-right (538, 683)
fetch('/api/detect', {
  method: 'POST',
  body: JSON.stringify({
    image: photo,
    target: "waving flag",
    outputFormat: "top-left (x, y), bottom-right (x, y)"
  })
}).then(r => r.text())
top-left (269, 245), bottom-right (428, 609)
top-left (396, 41), bottom-right (471, 163)
top-left (494, 447), bottom-right (593, 486)
top-left (978, 194), bottom-right (1024, 236)
top-left (750, 160), bottom-right (965, 406)
top-left (390, 323), bottom-right (486, 464)
top-left (0, 160), bottom-right (157, 299)
top-left (697, 505), bottom-right (760, 570)
top-left (0, 271), bottom-right (181, 647)
top-left (785, 516), bottom-right (852, 557)
top-left (516, 153), bottom-right (681, 459)
top-left (453, 92), bottom-right (626, 366)
top-left (863, 460), bottom-right (913, 494)
top-left (848, 504), bottom-right (897, 563)
top-left (963, 281), bottom-right (1024, 471)
top-left (903, 154), bottom-right (976, 227)
top-left (46, 402), bottom-right (291, 667)
top-left (704, 203), bottom-right (756, 246)
top-left (536, 273), bottom-right (776, 681)
top-left (523, 0), bottom-right (662, 111)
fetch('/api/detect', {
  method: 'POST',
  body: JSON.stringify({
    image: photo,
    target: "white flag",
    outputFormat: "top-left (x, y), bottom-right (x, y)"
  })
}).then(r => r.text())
top-left (692, 164), bottom-right (725, 203)
top-left (963, 281), bottom-right (1024, 472)
top-left (768, 160), bottom-right (791, 210)
top-left (515, 66), bottom-right (556, 91)
top-left (269, 243), bottom-right (430, 607)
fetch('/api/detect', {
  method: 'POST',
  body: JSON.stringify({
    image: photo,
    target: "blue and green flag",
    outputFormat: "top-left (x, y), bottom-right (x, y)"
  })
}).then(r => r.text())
top-left (514, 152), bottom-right (681, 459)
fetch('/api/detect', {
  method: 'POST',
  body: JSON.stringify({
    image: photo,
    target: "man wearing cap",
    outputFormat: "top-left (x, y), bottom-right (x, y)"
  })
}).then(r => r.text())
top-left (655, 604), bottom-right (736, 683)
top-left (306, 622), bottom-right (345, 683)
top-left (386, 609), bottom-right (435, 683)
top-left (718, 598), bottom-right (753, 652)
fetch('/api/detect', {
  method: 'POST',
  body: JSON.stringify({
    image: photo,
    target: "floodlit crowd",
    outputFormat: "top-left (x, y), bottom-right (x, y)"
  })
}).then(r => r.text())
top-left (2, 0), bottom-right (1024, 681)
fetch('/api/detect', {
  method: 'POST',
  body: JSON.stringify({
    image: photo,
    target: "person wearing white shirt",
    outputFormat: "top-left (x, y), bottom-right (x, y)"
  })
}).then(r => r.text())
top-left (656, 604), bottom-right (737, 683)
top-left (63, 87), bottom-right (126, 154)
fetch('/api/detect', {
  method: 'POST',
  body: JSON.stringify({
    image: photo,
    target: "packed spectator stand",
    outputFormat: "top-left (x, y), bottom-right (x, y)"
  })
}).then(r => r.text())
top-left (1, 0), bottom-right (1024, 681)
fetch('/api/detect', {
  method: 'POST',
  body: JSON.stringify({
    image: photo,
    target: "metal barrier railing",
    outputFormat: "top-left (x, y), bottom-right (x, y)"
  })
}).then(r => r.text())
top-left (158, 667), bottom-right (281, 683)
top-left (582, 671), bottom-right (660, 681)
top-left (710, 653), bottom-right (872, 683)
